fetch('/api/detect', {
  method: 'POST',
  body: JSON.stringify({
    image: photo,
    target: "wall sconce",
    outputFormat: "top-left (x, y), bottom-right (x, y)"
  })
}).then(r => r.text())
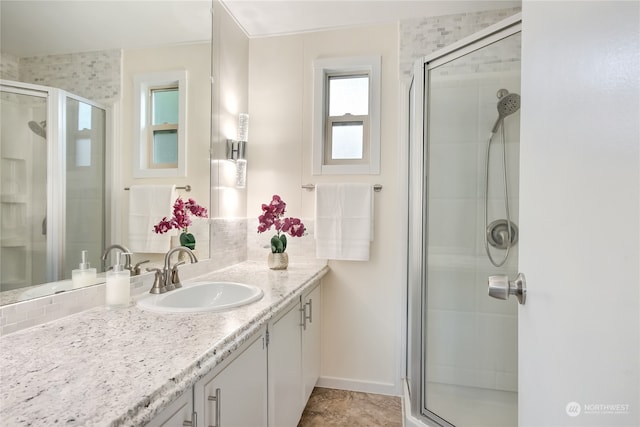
top-left (226, 113), bottom-right (249, 188)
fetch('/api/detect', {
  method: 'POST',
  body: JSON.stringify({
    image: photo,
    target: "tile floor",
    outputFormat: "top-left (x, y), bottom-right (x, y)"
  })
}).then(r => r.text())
top-left (298, 387), bottom-right (402, 427)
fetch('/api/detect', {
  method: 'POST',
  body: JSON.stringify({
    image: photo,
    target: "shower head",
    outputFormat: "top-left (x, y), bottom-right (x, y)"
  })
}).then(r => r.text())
top-left (491, 91), bottom-right (520, 134)
top-left (28, 120), bottom-right (46, 138)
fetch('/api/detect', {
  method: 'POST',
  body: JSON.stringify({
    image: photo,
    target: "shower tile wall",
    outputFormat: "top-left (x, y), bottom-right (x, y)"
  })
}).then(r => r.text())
top-left (399, 6), bottom-right (521, 78)
top-left (0, 52), bottom-right (19, 81)
top-left (18, 50), bottom-right (121, 104)
top-left (426, 74), bottom-right (520, 393)
top-left (400, 8), bottom-right (521, 394)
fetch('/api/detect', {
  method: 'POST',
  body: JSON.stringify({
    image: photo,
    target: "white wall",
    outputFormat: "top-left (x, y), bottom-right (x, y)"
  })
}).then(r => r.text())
top-left (248, 24), bottom-right (402, 394)
top-left (211, 0), bottom-right (248, 219)
top-left (519, 1), bottom-right (639, 426)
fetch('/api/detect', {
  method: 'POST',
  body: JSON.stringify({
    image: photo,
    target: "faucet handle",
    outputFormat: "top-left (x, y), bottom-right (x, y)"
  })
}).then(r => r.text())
top-left (133, 260), bottom-right (150, 276)
top-left (146, 268), bottom-right (166, 294)
top-left (171, 261), bottom-right (186, 288)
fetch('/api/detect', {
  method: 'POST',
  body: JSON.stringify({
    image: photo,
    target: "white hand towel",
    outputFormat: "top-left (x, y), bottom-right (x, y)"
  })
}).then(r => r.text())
top-left (314, 183), bottom-right (373, 261)
top-left (128, 185), bottom-right (177, 253)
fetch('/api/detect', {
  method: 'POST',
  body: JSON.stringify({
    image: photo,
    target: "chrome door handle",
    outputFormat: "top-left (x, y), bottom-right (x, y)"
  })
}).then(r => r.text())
top-left (488, 273), bottom-right (526, 305)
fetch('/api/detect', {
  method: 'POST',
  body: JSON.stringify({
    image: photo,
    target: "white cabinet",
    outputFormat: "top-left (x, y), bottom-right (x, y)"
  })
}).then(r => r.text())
top-left (145, 389), bottom-right (193, 427)
top-left (268, 280), bottom-right (322, 427)
top-left (302, 283), bottom-right (321, 403)
top-left (147, 280), bottom-right (322, 427)
top-left (194, 329), bottom-right (268, 427)
top-left (268, 298), bottom-right (304, 427)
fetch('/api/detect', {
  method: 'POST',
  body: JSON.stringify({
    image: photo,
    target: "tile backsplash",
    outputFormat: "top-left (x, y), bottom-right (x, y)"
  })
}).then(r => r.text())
top-left (0, 258), bottom-right (221, 336)
top-left (0, 218), bottom-right (250, 335)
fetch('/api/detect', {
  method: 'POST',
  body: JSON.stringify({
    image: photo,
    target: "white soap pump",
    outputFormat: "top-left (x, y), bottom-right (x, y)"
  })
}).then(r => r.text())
top-left (72, 250), bottom-right (97, 289)
top-left (105, 252), bottom-right (131, 309)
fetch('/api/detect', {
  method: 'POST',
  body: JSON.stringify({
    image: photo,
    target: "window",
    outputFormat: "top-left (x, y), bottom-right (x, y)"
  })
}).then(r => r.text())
top-left (149, 85), bottom-right (179, 168)
top-left (133, 71), bottom-right (187, 177)
top-left (313, 56), bottom-right (381, 175)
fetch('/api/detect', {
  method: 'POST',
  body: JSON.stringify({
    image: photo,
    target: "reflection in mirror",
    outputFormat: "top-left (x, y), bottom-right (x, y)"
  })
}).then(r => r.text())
top-left (0, 82), bottom-right (108, 306)
top-left (0, 1), bottom-right (212, 305)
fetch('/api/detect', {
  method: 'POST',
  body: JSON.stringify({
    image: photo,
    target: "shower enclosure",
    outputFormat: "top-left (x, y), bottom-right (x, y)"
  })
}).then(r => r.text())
top-left (0, 80), bottom-right (107, 292)
top-left (406, 16), bottom-right (521, 427)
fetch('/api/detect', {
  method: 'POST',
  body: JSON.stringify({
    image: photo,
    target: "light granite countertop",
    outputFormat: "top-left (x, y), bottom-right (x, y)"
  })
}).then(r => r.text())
top-left (0, 260), bottom-right (329, 426)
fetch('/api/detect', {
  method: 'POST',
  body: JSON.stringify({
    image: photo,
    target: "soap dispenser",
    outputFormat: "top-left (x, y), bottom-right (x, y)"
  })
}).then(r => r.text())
top-left (72, 250), bottom-right (97, 289)
top-left (106, 252), bottom-right (131, 309)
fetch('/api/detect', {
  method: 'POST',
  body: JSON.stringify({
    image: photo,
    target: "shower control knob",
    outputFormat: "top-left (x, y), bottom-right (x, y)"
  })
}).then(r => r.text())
top-left (488, 273), bottom-right (526, 305)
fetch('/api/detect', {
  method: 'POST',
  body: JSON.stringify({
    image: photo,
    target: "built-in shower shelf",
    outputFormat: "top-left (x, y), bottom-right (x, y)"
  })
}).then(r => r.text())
top-left (1, 239), bottom-right (26, 247)
top-left (1, 195), bottom-right (27, 203)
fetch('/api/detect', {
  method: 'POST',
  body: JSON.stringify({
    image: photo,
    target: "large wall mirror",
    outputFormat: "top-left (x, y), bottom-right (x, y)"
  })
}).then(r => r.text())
top-left (0, 1), bottom-right (212, 305)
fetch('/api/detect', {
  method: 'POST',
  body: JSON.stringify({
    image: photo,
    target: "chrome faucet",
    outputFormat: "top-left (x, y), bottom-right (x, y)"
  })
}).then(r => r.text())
top-left (164, 247), bottom-right (198, 288)
top-left (148, 247), bottom-right (198, 294)
top-left (101, 244), bottom-right (132, 273)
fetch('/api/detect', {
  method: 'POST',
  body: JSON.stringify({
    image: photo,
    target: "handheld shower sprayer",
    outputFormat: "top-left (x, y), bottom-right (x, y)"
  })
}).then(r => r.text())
top-left (491, 91), bottom-right (520, 134)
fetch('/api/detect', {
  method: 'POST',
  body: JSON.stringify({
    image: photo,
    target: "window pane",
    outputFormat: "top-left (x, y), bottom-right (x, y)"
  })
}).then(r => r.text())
top-left (78, 102), bottom-right (92, 131)
top-left (331, 122), bottom-right (363, 159)
top-left (75, 138), bottom-right (91, 167)
top-left (152, 130), bottom-right (178, 164)
top-left (329, 76), bottom-right (368, 116)
top-left (152, 88), bottom-right (178, 125)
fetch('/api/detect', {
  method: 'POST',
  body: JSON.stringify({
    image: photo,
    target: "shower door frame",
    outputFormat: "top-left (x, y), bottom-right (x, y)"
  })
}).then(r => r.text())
top-left (404, 14), bottom-right (522, 426)
top-left (0, 80), bottom-right (111, 284)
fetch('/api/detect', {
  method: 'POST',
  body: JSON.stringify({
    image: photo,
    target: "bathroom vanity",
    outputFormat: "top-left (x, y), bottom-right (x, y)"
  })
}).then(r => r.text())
top-left (0, 260), bottom-right (328, 425)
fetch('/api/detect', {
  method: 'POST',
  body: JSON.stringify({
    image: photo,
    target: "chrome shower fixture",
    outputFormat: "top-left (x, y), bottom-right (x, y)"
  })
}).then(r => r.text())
top-left (491, 90), bottom-right (520, 134)
top-left (484, 88), bottom-right (521, 267)
top-left (28, 120), bottom-right (46, 138)
top-left (486, 219), bottom-right (518, 249)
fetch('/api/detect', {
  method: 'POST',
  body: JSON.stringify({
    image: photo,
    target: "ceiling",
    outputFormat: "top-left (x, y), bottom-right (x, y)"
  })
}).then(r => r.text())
top-left (0, 1), bottom-right (212, 57)
top-left (0, 1), bottom-right (520, 57)
top-left (221, 0), bottom-right (520, 38)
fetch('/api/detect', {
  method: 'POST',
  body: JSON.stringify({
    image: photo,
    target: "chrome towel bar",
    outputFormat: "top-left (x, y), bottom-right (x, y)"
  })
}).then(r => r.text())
top-left (301, 183), bottom-right (382, 192)
top-left (124, 185), bottom-right (191, 192)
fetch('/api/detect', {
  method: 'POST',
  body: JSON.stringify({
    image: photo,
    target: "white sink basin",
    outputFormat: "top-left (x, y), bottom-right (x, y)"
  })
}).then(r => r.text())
top-left (137, 281), bottom-right (264, 314)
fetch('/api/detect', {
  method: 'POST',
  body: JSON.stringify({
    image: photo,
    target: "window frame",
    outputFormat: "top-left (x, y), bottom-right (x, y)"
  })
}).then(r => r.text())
top-left (313, 55), bottom-right (381, 175)
top-left (133, 70), bottom-right (187, 178)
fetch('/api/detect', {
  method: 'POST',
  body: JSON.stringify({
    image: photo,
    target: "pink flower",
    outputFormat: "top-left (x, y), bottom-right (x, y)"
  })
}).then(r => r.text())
top-left (256, 195), bottom-right (306, 250)
top-left (153, 217), bottom-right (173, 234)
top-left (153, 197), bottom-right (208, 234)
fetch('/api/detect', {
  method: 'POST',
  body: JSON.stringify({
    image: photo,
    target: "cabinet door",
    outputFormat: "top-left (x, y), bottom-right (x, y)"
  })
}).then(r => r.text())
top-left (268, 299), bottom-right (304, 427)
top-left (200, 333), bottom-right (267, 427)
top-left (302, 283), bottom-right (321, 402)
top-left (145, 389), bottom-right (193, 427)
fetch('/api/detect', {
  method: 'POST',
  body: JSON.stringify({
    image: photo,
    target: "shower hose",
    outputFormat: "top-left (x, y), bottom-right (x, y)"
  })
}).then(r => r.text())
top-left (484, 123), bottom-right (512, 267)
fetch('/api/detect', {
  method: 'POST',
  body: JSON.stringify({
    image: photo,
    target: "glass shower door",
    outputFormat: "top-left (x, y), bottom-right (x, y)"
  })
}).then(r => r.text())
top-left (0, 87), bottom-right (48, 290)
top-left (423, 32), bottom-right (521, 426)
top-left (64, 96), bottom-right (106, 279)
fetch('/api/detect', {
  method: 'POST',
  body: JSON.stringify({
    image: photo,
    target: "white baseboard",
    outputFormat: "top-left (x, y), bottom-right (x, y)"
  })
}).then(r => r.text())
top-left (316, 376), bottom-right (400, 396)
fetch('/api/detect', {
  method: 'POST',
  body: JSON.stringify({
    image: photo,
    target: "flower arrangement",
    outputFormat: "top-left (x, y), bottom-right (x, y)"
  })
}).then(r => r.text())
top-left (258, 195), bottom-right (305, 253)
top-left (153, 197), bottom-right (208, 250)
